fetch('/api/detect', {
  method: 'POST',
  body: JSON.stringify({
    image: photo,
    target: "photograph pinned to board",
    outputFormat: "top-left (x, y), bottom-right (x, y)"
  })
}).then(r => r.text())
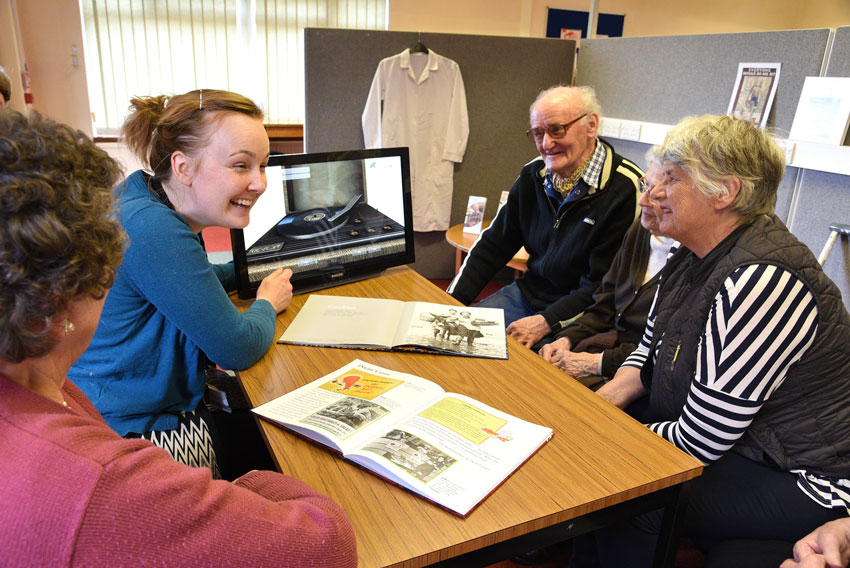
top-left (462, 196), bottom-right (487, 234)
top-left (727, 62), bottom-right (781, 128)
top-left (788, 76), bottom-right (850, 145)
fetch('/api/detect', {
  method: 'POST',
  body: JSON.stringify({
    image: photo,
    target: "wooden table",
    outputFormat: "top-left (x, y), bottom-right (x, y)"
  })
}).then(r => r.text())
top-left (445, 222), bottom-right (529, 276)
top-left (236, 267), bottom-right (702, 568)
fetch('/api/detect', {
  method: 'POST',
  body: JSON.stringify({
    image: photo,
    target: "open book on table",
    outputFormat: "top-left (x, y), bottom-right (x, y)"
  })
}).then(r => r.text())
top-left (278, 295), bottom-right (508, 359)
top-left (252, 359), bottom-right (553, 517)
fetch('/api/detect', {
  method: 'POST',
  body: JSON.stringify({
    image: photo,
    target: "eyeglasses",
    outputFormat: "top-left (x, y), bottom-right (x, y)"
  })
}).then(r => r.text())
top-left (526, 113), bottom-right (588, 143)
top-left (639, 176), bottom-right (666, 198)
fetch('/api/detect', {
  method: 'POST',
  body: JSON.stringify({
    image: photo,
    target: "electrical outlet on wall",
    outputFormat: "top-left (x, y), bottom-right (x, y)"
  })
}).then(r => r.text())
top-left (620, 120), bottom-right (642, 141)
top-left (599, 118), bottom-right (621, 138)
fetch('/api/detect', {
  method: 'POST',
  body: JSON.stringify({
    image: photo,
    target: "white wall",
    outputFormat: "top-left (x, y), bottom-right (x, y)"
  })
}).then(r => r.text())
top-left (5, 0), bottom-right (92, 134)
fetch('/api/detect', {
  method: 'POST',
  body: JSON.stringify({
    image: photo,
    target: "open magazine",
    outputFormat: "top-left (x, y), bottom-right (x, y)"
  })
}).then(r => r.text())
top-left (278, 295), bottom-right (508, 359)
top-left (252, 359), bottom-right (553, 517)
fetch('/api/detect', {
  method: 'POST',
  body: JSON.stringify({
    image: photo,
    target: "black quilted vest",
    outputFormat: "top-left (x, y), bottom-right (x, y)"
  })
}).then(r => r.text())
top-left (641, 215), bottom-right (850, 477)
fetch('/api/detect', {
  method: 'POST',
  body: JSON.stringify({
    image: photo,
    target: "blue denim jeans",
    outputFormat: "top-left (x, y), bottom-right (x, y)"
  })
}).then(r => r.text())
top-left (473, 282), bottom-right (535, 327)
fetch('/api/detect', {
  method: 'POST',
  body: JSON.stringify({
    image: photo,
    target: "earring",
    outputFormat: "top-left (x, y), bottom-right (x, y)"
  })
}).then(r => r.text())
top-left (64, 320), bottom-right (75, 335)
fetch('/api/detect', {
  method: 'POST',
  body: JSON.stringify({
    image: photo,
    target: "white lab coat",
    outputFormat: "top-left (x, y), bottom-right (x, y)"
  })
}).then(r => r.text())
top-left (362, 48), bottom-right (469, 232)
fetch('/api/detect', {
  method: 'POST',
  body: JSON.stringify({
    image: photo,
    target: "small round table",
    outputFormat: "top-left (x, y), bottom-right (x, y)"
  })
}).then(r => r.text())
top-left (444, 221), bottom-right (528, 276)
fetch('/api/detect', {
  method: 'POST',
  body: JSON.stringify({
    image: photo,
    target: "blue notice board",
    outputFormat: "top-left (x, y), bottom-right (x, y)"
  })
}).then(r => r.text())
top-left (546, 8), bottom-right (624, 39)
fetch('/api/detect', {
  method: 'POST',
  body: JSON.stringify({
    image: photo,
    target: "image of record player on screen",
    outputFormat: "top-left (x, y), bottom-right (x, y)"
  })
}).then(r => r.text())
top-left (231, 148), bottom-right (414, 299)
top-left (275, 193), bottom-right (362, 240)
top-left (247, 159), bottom-right (405, 261)
top-left (275, 158), bottom-right (368, 240)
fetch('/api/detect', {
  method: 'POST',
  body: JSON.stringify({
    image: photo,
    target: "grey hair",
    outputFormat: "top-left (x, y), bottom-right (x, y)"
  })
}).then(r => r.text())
top-left (645, 145), bottom-right (662, 168)
top-left (530, 85), bottom-right (603, 126)
top-left (658, 115), bottom-right (784, 219)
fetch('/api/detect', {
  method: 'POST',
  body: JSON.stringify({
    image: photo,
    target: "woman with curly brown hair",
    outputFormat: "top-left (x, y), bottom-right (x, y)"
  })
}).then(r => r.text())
top-left (0, 109), bottom-right (356, 567)
top-left (69, 90), bottom-right (293, 477)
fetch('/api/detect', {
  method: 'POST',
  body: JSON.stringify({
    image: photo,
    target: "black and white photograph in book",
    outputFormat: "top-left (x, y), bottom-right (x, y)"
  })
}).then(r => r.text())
top-left (411, 306), bottom-right (502, 357)
top-left (363, 429), bottom-right (457, 483)
top-left (277, 296), bottom-right (509, 360)
top-left (303, 397), bottom-right (389, 433)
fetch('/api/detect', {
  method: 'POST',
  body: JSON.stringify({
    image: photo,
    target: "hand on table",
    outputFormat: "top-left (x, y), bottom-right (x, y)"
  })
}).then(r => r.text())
top-left (539, 337), bottom-right (571, 361)
top-left (595, 366), bottom-right (646, 410)
top-left (507, 314), bottom-right (550, 348)
top-left (256, 268), bottom-right (293, 313)
top-left (539, 338), bottom-right (601, 378)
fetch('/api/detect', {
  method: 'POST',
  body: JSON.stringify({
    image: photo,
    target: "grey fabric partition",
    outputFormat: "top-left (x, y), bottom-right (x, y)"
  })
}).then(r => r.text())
top-left (789, 170), bottom-right (850, 296)
top-left (576, 29), bottom-right (832, 226)
top-left (826, 26), bottom-right (850, 77)
top-left (304, 28), bottom-right (575, 279)
top-left (599, 138), bottom-right (651, 172)
top-left (787, 25), bottom-right (850, 307)
top-left (575, 28), bottom-right (850, 310)
top-left (577, 29), bottom-right (830, 134)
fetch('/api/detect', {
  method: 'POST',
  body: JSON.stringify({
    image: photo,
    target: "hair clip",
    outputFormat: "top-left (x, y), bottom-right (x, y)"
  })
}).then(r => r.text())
top-left (199, 89), bottom-right (203, 110)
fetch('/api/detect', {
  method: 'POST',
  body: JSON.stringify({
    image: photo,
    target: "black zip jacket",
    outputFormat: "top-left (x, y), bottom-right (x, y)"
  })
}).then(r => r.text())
top-left (448, 139), bottom-right (642, 332)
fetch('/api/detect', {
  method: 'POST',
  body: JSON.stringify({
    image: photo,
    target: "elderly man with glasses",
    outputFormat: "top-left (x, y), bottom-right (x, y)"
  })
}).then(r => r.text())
top-left (448, 85), bottom-right (643, 349)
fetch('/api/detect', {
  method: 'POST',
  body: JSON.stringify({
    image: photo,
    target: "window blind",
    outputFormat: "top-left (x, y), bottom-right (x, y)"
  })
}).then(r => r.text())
top-left (81, 0), bottom-right (387, 133)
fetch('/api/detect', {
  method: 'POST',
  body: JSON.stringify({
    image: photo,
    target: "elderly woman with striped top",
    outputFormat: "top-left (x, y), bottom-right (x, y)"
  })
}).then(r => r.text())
top-left (573, 115), bottom-right (850, 568)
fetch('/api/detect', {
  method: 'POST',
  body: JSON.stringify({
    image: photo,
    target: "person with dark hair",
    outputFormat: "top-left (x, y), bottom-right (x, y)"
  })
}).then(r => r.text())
top-left (0, 109), bottom-right (357, 567)
top-left (447, 85), bottom-right (642, 349)
top-left (69, 89), bottom-right (293, 477)
top-left (573, 115), bottom-right (850, 567)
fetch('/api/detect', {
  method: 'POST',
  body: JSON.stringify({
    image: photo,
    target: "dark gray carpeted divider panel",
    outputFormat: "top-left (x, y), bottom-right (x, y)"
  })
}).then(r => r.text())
top-left (600, 138), bottom-right (652, 169)
top-left (826, 26), bottom-right (850, 77)
top-left (775, 167), bottom-right (797, 225)
top-left (576, 29), bottom-right (830, 135)
top-left (577, 29), bottom-right (838, 296)
top-left (789, 170), bottom-right (850, 311)
top-left (304, 28), bottom-right (574, 279)
top-left (792, 26), bottom-right (850, 308)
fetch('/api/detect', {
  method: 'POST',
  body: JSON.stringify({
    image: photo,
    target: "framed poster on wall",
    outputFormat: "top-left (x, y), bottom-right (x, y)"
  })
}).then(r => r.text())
top-left (726, 62), bottom-right (781, 129)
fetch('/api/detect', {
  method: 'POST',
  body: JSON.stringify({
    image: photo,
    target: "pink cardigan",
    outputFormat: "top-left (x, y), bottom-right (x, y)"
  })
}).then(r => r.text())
top-left (0, 375), bottom-right (357, 567)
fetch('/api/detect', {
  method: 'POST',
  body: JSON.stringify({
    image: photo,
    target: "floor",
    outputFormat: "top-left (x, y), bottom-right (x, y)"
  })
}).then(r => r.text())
top-left (479, 538), bottom-right (705, 568)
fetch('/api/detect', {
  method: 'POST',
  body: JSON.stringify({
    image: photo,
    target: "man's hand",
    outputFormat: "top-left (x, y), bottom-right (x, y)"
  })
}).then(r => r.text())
top-left (540, 339), bottom-right (601, 378)
top-left (781, 518), bottom-right (850, 568)
top-left (506, 314), bottom-right (551, 348)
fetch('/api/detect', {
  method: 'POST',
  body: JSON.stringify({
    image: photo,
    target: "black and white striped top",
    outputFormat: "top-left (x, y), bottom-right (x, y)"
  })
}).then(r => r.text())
top-left (623, 262), bottom-right (850, 513)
